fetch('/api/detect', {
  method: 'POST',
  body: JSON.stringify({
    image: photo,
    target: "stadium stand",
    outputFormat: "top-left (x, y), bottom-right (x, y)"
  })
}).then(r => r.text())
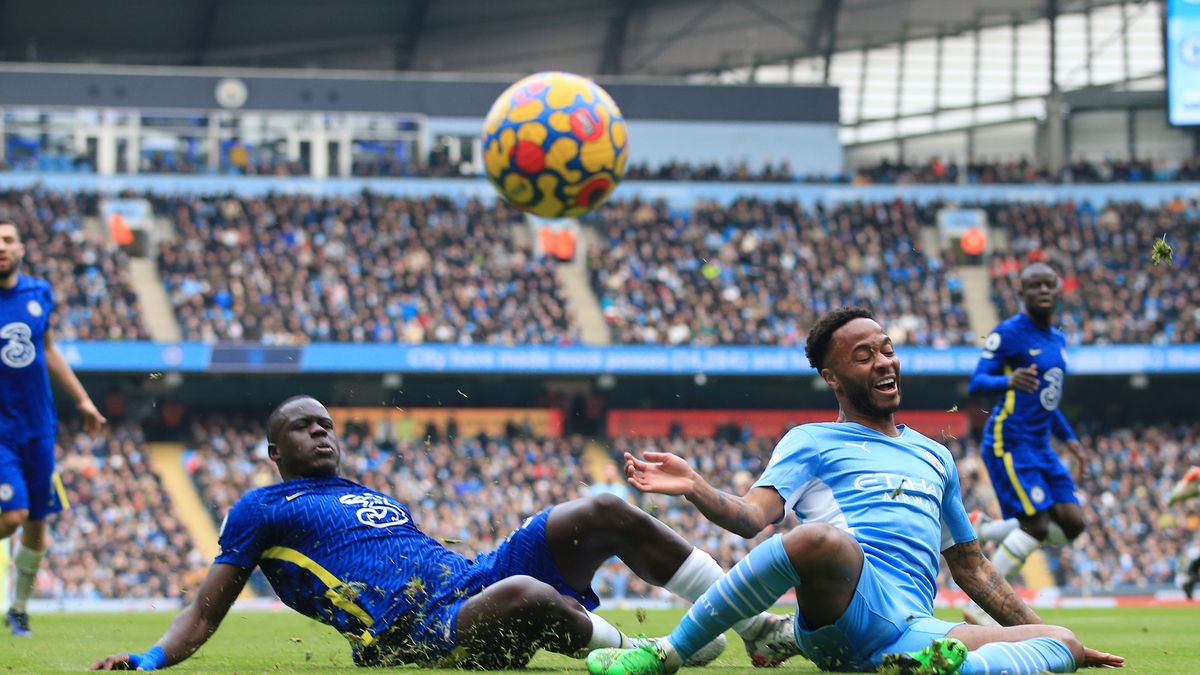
top-left (42, 422), bottom-right (207, 601)
top-left (587, 197), bottom-right (972, 346)
top-left (0, 189), bottom-right (150, 340)
top-left (155, 193), bottom-right (578, 345)
top-left (988, 200), bottom-right (1200, 344)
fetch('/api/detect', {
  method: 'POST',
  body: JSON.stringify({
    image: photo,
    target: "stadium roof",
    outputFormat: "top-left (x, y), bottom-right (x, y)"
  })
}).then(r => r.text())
top-left (0, 0), bottom-right (1119, 78)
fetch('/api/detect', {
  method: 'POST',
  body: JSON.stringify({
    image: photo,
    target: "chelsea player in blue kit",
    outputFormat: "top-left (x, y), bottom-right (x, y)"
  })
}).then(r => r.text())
top-left (963, 263), bottom-right (1088, 626)
top-left (90, 395), bottom-right (791, 671)
top-left (588, 307), bottom-right (1122, 674)
top-left (0, 222), bottom-right (107, 637)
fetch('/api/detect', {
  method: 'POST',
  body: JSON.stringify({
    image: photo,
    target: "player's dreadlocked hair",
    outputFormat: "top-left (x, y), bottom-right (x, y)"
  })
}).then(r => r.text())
top-left (805, 306), bottom-right (875, 370)
top-left (267, 394), bottom-right (319, 443)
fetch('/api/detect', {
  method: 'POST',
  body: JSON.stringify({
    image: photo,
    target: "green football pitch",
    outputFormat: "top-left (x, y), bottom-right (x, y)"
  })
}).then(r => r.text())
top-left (0, 607), bottom-right (1195, 673)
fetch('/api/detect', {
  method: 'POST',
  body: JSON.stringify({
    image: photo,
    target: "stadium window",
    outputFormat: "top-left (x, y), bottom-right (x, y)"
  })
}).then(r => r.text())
top-left (860, 44), bottom-right (900, 120)
top-left (899, 39), bottom-right (937, 116)
top-left (1015, 20), bottom-right (1051, 98)
top-left (937, 34), bottom-right (975, 109)
top-left (976, 25), bottom-right (1014, 105)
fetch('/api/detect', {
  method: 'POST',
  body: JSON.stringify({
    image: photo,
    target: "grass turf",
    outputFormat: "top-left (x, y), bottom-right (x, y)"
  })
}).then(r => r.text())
top-left (0, 606), bottom-right (1195, 673)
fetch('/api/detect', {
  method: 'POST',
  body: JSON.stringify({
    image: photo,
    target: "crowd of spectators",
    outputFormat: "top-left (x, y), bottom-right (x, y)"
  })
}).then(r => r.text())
top-left (988, 199), bottom-right (1200, 344)
top-left (0, 188), bottom-right (150, 340)
top-left (37, 421), bottom-right (208, 601)
top-left (588, 197), bottom-right (972, 346)
top-left (155, 193), bottom-right (577, 344)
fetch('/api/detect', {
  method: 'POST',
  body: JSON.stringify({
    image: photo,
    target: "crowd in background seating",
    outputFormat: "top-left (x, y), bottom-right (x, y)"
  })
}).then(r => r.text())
top-left (988, 199), bottom-right (1200, 344)
top-left (0, 189), bottom-right (149, 340)
top-left (588, 197), bottom-right (972, 346)
top-left (155, 193), bottom-right (577, 345)
top-left (38, 421), bottom-right (207, 601)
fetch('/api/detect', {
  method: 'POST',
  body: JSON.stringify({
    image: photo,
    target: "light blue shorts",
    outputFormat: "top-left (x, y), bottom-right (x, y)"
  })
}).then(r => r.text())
top-left (793, 554), bottom-right (962, 671)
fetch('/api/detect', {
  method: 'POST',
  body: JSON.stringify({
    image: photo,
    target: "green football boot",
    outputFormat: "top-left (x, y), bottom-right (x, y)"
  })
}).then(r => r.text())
top-left (879, 637), bottom-right (968, 675)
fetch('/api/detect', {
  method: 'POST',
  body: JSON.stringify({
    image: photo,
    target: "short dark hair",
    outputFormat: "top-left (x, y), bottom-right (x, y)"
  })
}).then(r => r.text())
top-left (805, 307), bottom-right (875, 370)
top-left (267, 394), bottom-right (318, 443)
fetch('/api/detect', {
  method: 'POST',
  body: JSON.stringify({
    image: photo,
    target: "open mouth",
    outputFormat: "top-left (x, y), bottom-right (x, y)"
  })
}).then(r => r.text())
top-left (874, 377), bottom-right (898, 394)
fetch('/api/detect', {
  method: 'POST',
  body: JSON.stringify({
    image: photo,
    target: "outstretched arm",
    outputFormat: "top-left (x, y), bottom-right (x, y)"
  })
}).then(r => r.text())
top-left (90, 564), bottom-right (251, 670)
top-left (943, 540), bottom-right (1042, 626)
top-left (43, 328), bottom-right (106, 435)
top-left (624, 451), bottom-right (784, 538)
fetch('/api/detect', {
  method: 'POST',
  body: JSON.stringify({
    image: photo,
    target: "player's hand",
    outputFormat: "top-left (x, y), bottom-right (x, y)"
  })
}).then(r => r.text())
top-left (78, 398), bottom-right (107, 435)
top-left (624, 451), bottom-right (697, 496)
top-left (88, 654), bottom-right (140, 670)
top-left (1082, 646), bottom-right (1125, 668)
top-left (1008, 365), bottom-right (1040, 393)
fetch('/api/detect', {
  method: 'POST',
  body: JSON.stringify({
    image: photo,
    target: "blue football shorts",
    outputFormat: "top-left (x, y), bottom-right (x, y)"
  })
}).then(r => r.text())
top-left (793, 553), bottom-right (963, 672)
top-left (982, 442), bottom-right (1079, 519)
top-left (360, 505), bottom-right (597, 666)
top-left (0, 435), bottom-right (66, 521)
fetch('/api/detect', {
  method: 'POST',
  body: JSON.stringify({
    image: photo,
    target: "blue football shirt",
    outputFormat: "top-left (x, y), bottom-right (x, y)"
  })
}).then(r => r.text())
top-left (753, 422), bottom-right (976, 614)
top-left (969, 313), bottom-right (1077, 451)
top-left (216, 476), bottom-right (473, 646)
top-left (0, 275), bottom-right (57, 441)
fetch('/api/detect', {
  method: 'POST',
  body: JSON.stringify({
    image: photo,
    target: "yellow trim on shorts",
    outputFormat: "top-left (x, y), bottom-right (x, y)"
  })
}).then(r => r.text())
top-left (992, 366), bottom-right (1036, 516)
top-left (52, 472), bottom-right (71, 510)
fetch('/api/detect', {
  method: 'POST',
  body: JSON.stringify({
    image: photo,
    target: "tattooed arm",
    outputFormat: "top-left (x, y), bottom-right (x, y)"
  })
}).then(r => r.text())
top-left (943, 540), bottom-right (1043, 626)
top-left (624, 451), bottom-right (784, 538)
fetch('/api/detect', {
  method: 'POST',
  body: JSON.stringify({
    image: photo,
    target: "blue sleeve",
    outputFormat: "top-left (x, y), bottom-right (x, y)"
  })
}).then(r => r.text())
top-left (968, 327), bottom-right (1013, 396)
top-left (1051, 409), bottom-right (1077, 442)
top-left (939, 454), bottom-right (977, 551)
top-left (214, 494), bottom-right (269, 569)
top-left (752, 427), bottom-right (821, 517)
top-left (42, 284), bottom-right (56, 322)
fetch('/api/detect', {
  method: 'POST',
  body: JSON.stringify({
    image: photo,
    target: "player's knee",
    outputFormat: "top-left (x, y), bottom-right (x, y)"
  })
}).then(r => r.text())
top-left (580, 492), bottom-right (640, 530)
top-left (0, 509), bottom-right (27, 538)
top-left (782, 522), bottom-right (846, 560)
top-left (486, 576), bottom-right (574, 618)
top-left (1020, 520), bottom-right (1051, 542)
top-left (1059, 516), bottom-right (1085, 541)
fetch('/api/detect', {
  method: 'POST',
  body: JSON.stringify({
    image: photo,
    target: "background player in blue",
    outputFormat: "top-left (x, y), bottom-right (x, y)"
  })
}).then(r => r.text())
top-left (588, 307), bottom-right (1122, 674)
top-left (0, 221), bottom-right (107, 637)
top-left (964, 262), bottom-right (1088, 626)
top-left (89, 395), bottom-right (791, 671)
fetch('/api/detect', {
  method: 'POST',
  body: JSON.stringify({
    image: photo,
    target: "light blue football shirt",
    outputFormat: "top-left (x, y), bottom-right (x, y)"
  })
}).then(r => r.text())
top-left (752, 422), bottom-right (976, 614)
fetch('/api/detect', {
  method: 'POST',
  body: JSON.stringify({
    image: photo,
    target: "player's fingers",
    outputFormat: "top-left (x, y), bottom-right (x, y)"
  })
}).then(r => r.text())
top-left (641, 451), bottom-right (670, 462)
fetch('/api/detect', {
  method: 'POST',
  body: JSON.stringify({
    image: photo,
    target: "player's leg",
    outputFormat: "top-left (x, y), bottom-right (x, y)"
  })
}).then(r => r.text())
top-left (590, 523), bottom-right (861, 674)
top-left (1184, 555), bottom-right (1200, 600)
top-left (454, 575), bottom-right (595, 668)
top-left (544, 493), bottom-right (783, 662)
top-left (948, 623), bottom-right (1083, 673)
top-left (878, 619), bottom-right (1082, 674)
top-left (6, 437), bottom-right (64, 637)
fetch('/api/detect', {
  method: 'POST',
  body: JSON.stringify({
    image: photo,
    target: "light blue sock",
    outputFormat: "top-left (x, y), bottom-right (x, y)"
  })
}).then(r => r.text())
top-left (960, 637), bottom-right (1077, 674)
top-left (666, 534), bottom-right (800, 659)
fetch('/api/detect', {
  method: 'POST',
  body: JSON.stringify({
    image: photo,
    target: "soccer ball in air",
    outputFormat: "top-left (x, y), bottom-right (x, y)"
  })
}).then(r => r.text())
top-left (482, 71), bottom-right (628, 219)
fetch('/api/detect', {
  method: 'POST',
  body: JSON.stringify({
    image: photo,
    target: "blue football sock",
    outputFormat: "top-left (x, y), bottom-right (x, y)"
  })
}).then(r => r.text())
top-left (960, 637), bottom-right (1076, 674)
top-left (666, 534), bottom-right (801, 659)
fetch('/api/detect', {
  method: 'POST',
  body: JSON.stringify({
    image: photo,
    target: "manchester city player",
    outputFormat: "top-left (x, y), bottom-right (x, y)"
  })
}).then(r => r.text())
top-left (964, 263), bottom-right (1087, 626)
top-left (588, 307), bottom-right (1122, 674)
top-left (0, 221), bottom-right (106, 637)
top-left (90, 395), bottom-right (790, 671)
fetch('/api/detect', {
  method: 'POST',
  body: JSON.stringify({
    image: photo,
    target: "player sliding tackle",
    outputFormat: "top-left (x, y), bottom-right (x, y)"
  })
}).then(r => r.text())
top-left (588, 308), bottom-right (1123, 675)
top-left (90, 395), bottom-right (791, 671)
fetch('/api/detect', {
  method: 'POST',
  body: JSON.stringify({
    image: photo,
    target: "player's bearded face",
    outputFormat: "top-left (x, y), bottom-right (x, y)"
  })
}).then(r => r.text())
top-left (0, 226), bottom-right (23, 280)
top-left (830, 320), bottom-right (902, 417)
